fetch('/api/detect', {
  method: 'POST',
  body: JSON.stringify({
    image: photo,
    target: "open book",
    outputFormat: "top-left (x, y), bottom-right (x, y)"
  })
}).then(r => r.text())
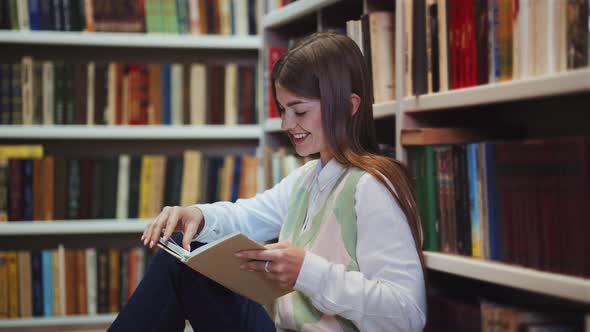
top-left (157, 232), bottom-right (292, 305)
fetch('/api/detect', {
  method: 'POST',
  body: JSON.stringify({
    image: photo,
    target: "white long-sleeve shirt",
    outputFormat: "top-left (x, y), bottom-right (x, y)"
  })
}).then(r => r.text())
top-left (192, 159), bottom-right (426, 332)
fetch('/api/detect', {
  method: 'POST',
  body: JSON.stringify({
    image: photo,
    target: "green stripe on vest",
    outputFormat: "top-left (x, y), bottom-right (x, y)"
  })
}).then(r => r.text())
top-left (276, 161), bottom-right (365, 331)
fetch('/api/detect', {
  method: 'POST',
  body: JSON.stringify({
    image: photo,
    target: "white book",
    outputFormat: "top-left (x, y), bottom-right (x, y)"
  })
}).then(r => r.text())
top-left (16, 0), bottom-right (30, 30)
top-left (42, 61), bottom-right (54, 125)
top-left (116, 154), bottom-right (130, 219)
top-left (86, 248), bottom-right (97, 315)
top-left (190, 64), bottom-right (207, 125)
top-left (234, 0), bottom-right (249, 35)
top-left (518, 0), bottom-right (529, 78)
top-left (171, 64), bottom-right (184, 125)
top-left (224, 63), bottom-right (238, 125)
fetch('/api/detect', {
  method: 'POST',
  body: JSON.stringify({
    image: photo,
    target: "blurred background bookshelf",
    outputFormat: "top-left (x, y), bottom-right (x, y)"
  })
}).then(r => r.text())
top-left (260, 0), bottom-right (590, 332)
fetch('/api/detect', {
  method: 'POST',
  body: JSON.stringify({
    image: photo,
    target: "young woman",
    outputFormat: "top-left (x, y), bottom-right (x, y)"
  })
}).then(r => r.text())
top-left (109, 32), bottom-right (426, 332)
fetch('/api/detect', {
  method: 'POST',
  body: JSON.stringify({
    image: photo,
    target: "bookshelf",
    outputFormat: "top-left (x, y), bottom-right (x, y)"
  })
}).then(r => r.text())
top-left (0, 2), bottom-right (262, 330)
top-left (403, 67), bottom-right (590, 113)
top-left (0, 125), bottom-right (262, 140)
top-left (260, 0), bottom-right (590, 328)
top-left (425, 252), bottom-right (590, 304)
top-left (0, 31), bottom-right (262, 49)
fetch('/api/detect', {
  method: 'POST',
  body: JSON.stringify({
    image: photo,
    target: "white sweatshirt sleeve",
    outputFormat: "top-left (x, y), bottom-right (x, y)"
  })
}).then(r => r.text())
top-left (293, 173), bottom-right (427, 332)
top-left (190, 161), bottom-right (312, 243)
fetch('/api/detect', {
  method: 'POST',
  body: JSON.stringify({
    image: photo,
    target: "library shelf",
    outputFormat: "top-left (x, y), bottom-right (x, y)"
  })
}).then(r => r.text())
top-left (0, 125), bottom-right (262, 140)
top-left (263, 118), bottom-right (282, 133)
top-left (424, 252), bottom-right (590, 304)
top-left (373, 101), bottom-right (398, 119)
top-left (262, 0), bottom-right (341, 28)
top-left (404, 68), bottom-right (590, 112)
top-left (0, 31), bottom-right (262, 50)
top-left (0, 220), bottom-right (148, 235)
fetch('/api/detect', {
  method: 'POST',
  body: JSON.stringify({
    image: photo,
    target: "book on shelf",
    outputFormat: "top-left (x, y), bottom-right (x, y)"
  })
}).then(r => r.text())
top-left (406, 136), bottom-right (590, 278)
top-left (0, 0), bottom-right (259, 35)
top-left (158, 232), bottom-right (292, 305)
top-left (0, 57), bottom-right (258, 126)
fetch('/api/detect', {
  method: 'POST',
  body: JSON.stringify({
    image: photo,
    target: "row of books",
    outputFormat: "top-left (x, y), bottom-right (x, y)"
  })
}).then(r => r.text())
top-left (0, 147), bottom-right (259, 222)
top-left (406, 135), bottom-right (590, 279)
top-left (0, 246), bottom-right (153, 319)
top-left (426, 290), bottom-right (587, 331)
top-left (0, 0), bottom-right (259, 35)
top-left (261, 146), bottom-right (306, 190)
top-left (343, 0), bottom-right (589, 103)
top-left (0, 58), bottom-right (258, 126)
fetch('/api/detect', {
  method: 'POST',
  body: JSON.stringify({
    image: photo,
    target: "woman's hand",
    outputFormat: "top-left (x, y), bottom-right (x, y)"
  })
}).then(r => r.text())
top-left (236, 241), bottom-right (305, 289)
top-left (141, 206), bottom-right (204, 251)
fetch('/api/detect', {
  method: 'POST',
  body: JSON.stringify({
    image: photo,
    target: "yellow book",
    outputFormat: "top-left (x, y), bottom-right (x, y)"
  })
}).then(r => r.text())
top-left (0, 252), bottom-right (7, 318)
top-left (138, 156), bottom-right (153, 219)
top-left (180, 150), bottom-right (202, 206)
top-left (6, 251), bottom-right (18, 318)
top-left (0, 145), bottom-right (43, 159)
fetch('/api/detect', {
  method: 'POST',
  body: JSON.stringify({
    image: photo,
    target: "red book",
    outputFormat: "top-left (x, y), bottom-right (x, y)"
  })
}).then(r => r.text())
top-left (267, 47), bottom-right (285, 119)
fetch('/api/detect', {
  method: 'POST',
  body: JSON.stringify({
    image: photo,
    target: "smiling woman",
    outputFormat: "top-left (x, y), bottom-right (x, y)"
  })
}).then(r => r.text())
top-left (109, 32), bottom-right (426, 332)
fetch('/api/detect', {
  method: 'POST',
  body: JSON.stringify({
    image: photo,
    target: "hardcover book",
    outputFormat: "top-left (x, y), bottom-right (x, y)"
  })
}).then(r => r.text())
top-left (157, 232), bottom-right (292, 305)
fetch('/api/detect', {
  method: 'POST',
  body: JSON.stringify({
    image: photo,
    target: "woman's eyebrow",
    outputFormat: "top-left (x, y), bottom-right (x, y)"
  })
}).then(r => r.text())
top-left (285, 100), bottom-right (308, 107)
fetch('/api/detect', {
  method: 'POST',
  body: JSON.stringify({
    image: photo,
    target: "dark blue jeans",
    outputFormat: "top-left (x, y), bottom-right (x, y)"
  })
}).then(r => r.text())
top-left (108, 233), bottom-right (276, 332)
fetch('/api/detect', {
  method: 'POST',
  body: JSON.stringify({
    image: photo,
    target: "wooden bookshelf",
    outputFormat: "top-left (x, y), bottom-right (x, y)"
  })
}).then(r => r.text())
top-left (0, 31), bottom-right (262, 50)
top-left (0, 125), bottom-right (262, 140)
top-left (425, 252), bottom-right (590, 304)
top-left (403, 68), bottom-right (590, 113)
top-left (262, 0), bottom-right (341, 28)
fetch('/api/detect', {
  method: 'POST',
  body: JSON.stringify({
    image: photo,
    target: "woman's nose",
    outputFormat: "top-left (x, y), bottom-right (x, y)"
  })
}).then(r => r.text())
top-left (281, 113), bottom-right (295, 130)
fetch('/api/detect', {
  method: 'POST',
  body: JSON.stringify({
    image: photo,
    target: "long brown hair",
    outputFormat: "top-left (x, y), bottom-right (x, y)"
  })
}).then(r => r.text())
top-left (271, 32), bottom-right (426, 270)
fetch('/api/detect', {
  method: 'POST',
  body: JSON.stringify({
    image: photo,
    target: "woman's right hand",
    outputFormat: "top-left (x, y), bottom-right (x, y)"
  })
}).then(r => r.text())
top-left (141, 206), bottom-right (205, 251)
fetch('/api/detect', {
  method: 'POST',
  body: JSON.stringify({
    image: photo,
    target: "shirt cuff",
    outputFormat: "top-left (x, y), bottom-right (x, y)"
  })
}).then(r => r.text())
top-left (189, 204), bottom-right (219, 243)
top-left (294, 251), bottom-right (331, 295)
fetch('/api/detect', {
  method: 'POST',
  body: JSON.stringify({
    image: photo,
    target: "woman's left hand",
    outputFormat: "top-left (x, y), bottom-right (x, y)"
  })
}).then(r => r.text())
top-left (236, 241), bottom-right (305, 289)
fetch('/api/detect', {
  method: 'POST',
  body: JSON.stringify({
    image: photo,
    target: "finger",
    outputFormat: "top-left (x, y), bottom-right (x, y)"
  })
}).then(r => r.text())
top-left (182, 220), bottom-right (200, 252)
top-left (236, 249), bottom-right (281, 261)
top-left (240, 260), bottom-right (269, 273)
top-left (149, 207), bottom-right (171, 247)
top-left (141, 223), bottom-right (152, 245)
top-left (162, 206), bottom-right (180, 243)
top-left (263, 242), bottom-right (286, 250)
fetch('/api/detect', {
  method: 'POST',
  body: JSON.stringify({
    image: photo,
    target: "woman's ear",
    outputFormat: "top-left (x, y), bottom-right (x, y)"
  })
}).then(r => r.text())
top-left (351, 93), bottom-right (361, 115)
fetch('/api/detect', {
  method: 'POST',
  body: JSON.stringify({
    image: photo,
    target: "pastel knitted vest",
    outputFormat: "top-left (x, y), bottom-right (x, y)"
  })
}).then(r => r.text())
top-left (275, 161), bottom-right (365, 332)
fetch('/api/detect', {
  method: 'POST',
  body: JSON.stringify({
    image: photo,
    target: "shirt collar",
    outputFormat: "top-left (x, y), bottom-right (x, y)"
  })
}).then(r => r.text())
top-left (314, 158), bottom-right (347, 192)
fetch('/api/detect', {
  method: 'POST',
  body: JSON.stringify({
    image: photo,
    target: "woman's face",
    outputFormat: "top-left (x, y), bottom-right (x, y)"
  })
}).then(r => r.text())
top-left (276, 84), bottom-right (331, 165)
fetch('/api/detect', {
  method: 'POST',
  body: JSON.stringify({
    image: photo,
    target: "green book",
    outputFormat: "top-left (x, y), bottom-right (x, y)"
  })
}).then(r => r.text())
top-left (407, 146), bottom-right (440, 252)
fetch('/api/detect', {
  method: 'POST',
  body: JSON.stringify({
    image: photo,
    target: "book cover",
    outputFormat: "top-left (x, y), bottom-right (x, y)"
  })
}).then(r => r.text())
top-left (158, 232), bottom-right (292, 305)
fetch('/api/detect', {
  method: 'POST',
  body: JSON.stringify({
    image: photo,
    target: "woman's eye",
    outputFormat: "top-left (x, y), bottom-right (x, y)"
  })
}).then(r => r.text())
top-left (294, 111), bottom-right (306, 116)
